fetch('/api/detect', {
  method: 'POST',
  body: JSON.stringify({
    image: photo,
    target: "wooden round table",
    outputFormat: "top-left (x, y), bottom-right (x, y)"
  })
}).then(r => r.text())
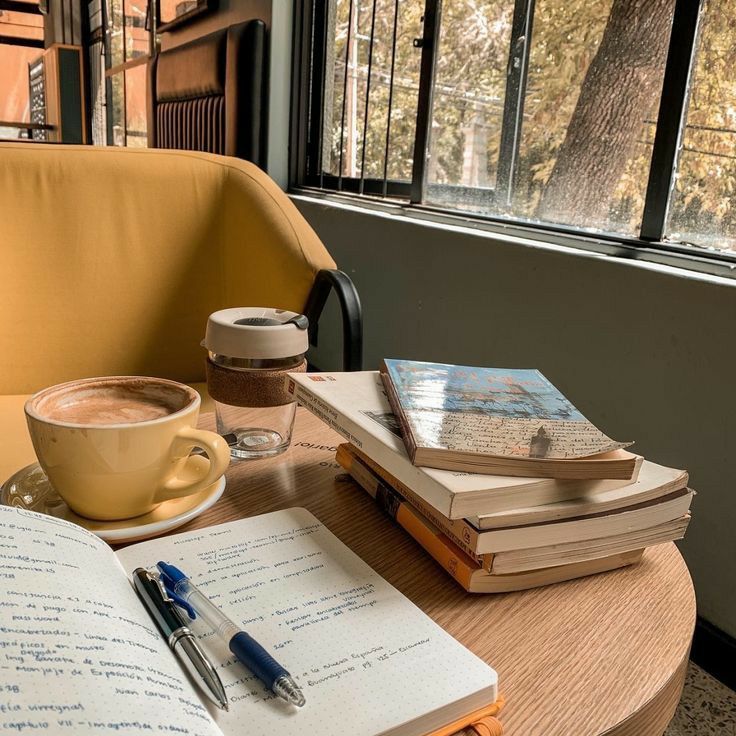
top-left (159, 409), bottom-right (696, 736)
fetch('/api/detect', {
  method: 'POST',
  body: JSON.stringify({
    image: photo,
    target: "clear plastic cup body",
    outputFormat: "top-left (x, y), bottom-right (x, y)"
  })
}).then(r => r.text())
top-left (207, 352), bottom-right (303, 461)
top-left (214, 400), bottom-right (297, 460)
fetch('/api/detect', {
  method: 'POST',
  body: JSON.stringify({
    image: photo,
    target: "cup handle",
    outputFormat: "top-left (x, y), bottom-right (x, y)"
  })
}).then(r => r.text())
top-left (155, 427), bottom-right (230, 503)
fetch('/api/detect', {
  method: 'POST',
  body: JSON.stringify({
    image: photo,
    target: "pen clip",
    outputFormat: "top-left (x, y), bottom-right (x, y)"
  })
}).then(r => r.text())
top-left (156, 565), bottom-right (197, 620)
top-left (150, 570), bottom-right (172, 602)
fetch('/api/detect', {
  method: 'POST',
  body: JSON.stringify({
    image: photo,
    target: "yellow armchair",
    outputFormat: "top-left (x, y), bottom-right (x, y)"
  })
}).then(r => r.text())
top-left (0, 143), bottom-right (361, 395)
top-left (0, 144), bottom-right (361, 480)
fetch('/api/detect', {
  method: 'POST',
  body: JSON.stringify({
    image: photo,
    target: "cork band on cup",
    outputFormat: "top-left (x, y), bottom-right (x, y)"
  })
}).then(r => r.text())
top-left (205, 358), bottom-right (307, 408)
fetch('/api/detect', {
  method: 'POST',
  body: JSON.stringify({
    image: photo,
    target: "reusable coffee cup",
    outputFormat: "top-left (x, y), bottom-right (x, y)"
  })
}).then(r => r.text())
top-left (24, 376), bottom-right (231, 520)
top-left (203, 307), bottom-right (308, 460)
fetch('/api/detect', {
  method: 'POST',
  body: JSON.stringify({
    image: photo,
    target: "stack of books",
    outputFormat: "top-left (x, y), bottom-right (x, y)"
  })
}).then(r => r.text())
top-left (287, 361), bottom-right (693, 593)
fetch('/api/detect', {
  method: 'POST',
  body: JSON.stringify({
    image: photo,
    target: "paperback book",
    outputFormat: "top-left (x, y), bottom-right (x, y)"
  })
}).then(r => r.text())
top-left (380, 359), bottom-right (636, 478)
top-left (340, 443), bottom-right (693, 555)
top-left (337, 445), bottom-right (645, 593)
top-left (287, 371), bottom-right (641, 519)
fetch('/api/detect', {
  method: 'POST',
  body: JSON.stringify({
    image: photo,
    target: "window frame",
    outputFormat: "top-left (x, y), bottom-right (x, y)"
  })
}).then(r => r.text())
top-left (103, 0), bottom-right (153, 147)
top-left (0, 0), bottom-right (44, 137)
top-left (289, 0), bottom-right (736, 273)
top-left (0, 1), bottom-right (44, 48)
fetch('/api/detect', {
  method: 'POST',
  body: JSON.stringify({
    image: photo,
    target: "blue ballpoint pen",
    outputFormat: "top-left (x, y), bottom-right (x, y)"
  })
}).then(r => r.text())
top-left (157, 561), bottom-right (306, 708)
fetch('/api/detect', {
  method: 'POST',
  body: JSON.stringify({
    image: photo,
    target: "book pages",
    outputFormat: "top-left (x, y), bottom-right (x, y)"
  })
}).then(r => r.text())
top-left (0, 506), bottom-right (221, 736)
top-left (115, 508), bottom-right (498, 736)
top-left (471, 461), bottom-right (688, 529)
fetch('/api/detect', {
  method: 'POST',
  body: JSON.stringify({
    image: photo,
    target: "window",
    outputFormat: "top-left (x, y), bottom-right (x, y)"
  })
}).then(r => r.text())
top-left (104, 0), bottom-right (152, 146)
top-left (666, 0), bottom-right (736, 250)
top-left (124, 61), bottom-right (147, 146)
top-left (0, 0), bottom-right (44, 138)
top-left (295, 0), bottom-right (736, 260)
top-left (158, 0), bottom-right (213, 31)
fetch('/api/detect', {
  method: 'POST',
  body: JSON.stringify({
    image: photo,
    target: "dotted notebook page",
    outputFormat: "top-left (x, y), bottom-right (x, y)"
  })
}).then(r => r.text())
top-left (115, 508), bottom-right (498, 736)
top-left (0, 506), bottom-right (222, 736)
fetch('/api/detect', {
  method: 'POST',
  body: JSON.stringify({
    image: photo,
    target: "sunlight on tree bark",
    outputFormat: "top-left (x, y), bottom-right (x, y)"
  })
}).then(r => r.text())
top-left (536, 0), bottom-right (675, 227)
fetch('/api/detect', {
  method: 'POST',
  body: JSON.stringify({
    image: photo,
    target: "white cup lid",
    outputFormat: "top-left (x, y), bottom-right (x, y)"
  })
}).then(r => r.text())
top-left (202, 307), bottom-right (309, 360)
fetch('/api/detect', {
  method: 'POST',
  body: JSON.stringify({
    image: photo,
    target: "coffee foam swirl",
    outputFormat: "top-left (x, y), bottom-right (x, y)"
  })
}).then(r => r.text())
top-left (32, 378), bottom-right (194, 426)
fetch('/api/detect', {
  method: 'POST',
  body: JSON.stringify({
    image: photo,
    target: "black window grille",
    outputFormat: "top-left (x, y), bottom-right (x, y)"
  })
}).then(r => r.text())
top-left (292, 0), bottom-right (736, 263)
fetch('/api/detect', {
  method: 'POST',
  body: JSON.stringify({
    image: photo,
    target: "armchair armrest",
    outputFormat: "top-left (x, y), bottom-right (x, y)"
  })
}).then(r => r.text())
top-left (303, 269), bottom-right (363, 371)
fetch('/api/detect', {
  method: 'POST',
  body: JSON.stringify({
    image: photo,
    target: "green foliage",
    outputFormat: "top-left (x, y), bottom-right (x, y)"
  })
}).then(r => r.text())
top-left (324, 0), bottom-right (736, 249)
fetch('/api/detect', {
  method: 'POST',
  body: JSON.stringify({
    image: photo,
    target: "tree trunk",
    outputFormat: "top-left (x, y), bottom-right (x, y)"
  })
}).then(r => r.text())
top-left (536, 0), bottom-right (675, 225)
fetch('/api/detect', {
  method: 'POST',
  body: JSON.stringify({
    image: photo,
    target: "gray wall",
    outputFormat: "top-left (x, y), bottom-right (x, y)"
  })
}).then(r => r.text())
top-left (294, 196), bottom-right (736, 639)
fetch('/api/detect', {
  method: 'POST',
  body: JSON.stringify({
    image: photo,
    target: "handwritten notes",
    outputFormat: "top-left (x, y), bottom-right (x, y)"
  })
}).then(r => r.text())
top-left (0, 506), bottom-right (496, 736)
top-left (0, 506), bottom-right (220, 736)
top-left (116, 508), bottom-right (497, 736)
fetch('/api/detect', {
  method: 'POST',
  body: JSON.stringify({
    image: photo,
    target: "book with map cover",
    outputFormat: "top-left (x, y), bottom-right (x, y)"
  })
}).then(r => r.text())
top-left (380, 359), bottom-right (637, 479)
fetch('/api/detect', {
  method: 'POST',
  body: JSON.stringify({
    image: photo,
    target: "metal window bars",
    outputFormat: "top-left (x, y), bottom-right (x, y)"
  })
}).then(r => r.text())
top-left (293, 0), bottom-right (721, 258)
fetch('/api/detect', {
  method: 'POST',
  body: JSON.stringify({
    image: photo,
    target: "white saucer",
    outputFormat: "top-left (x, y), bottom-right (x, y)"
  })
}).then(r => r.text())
top-left (1, 462), bottom-right (226, 544)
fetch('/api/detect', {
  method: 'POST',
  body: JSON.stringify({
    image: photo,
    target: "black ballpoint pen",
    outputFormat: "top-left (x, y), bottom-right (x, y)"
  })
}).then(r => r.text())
top-left (132, 567), bottom-right (229, 711)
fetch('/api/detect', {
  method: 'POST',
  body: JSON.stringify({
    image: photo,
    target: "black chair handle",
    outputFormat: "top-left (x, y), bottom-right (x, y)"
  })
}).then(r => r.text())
top-left (303, 269), bottom-right (363, 371)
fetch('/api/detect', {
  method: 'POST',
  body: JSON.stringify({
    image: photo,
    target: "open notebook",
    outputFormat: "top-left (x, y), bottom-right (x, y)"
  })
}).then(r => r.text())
top-left (0, 505), bottom-right (497, 736)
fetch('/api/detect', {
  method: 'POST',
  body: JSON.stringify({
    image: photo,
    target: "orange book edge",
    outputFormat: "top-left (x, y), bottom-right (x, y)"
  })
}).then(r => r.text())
top-left (425, 696), bottom-right (505, 736)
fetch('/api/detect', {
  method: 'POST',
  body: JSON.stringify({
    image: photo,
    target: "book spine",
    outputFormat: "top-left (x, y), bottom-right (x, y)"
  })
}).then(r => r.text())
top-left (345, 445), bottom-right (488, 562)
top-left (337, 448), bottom-right (481, 591)
top-left (287, 377), bottom-right (455, 517)
top-left (379, 364), bottom-right (418, 463)
top-left (289, 381), bottom-right (363, 446)
top-left (396, 481), bottom-right (486, 562)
